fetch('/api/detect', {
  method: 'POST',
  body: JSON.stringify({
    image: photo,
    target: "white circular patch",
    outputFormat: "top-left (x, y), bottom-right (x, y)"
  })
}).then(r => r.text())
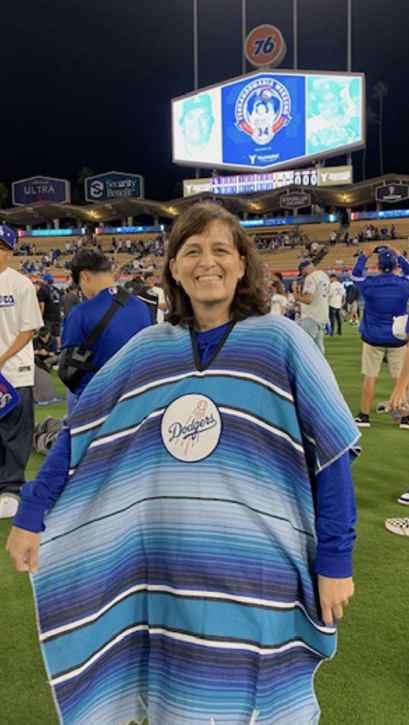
top-left (161, 394), bottom-right (222, 463)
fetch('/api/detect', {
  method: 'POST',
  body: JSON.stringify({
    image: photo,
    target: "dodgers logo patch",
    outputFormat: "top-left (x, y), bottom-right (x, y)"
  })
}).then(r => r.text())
top-left (161, 394), bottom-right (222, 463)
top-left (235, 77), bottom-right (291, 146)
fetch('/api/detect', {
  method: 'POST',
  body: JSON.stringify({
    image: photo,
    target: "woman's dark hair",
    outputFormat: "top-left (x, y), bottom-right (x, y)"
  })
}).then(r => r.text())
top-left (162, 202), bottom-right (269, 326)
top-left (70, 250), bottom-right (112, 286)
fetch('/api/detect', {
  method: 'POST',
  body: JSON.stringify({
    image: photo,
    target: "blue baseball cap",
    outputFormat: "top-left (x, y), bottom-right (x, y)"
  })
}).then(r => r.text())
top-left (0, 224), bottom-right (17, 250)
top-left (298, 259), bottom-right (313, 274)
top-left (42, 273), bottom-right (54, 283)
top-left (378, 249), bottom-right (398, 272)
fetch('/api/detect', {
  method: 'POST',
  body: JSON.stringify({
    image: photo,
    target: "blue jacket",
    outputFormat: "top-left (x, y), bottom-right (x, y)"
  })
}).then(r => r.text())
top-left (352, 254), bottom-right (409, 347)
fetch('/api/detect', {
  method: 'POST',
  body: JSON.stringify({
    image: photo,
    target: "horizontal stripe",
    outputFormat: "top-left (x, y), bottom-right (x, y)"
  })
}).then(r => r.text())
top-left (86, 404), bottom-right (302, 456)
top-left (70, 368), bottom-right (294, 439)
top-left (50, 624), bottom-right (323, 687)
top-left (41, 494), bottom-right (315, 547)
top-left (40, 583), bottom-right (334, 642)
top-left (120, 369), bottom-right (294, 405)
top-left (90, 409), bottom-right (165, 450)
top-left (219, 407), bottom-right (303, 453)
top-left (71, 414), bottom-right (108, 436)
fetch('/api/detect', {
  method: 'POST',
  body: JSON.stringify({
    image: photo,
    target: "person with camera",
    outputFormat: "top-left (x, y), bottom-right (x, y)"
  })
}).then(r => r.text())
top-left (352, 246), bottom-right (409, 428)
top-left (59, 249), bottom-right (152, 414)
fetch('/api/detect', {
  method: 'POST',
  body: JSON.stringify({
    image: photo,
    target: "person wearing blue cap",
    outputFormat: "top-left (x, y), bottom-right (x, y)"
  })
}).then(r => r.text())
top-left (351, 246), bottom-right (409, 428)
top-left (0, 224), bottom-right (43, 519)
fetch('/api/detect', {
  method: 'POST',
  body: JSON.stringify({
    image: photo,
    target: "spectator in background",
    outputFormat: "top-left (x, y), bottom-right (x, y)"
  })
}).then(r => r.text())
top-left (352, 247), bottom-right (409, 428)
top-left (62, 284), bottom-right (81, 318)
top-left (270, 279), bottom-right (288, 316)
top-left (149, 274), bottom-right (167, 323)
top-left (0, 224), bottom-right (43, 519)
top-left (132, 271), bottom-right (159, 323)
top-left (33, 327), bottom-right (59, 372)
top-left (294, 260), bottom-right (330, 354)
top-left (329, 273), bottom-right (345, 336)
top-left (344, 280), bottom-right (360, 325)
top-left (59, 250), bottom-right (152, 414)
top-left (37, 274), bottom-right (62, 350)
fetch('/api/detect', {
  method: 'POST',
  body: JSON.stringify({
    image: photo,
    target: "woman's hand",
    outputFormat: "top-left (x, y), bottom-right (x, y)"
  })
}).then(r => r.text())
top-left (318, 575), bottom-right (354, 626)
top-left (6, 526), bottom-right (41, 573)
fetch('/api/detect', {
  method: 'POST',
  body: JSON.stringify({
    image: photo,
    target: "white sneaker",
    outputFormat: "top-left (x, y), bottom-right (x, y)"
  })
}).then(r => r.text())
top-left (385, 517), bottom-right (409, 536)
top-left (398, 491), bottom-right (409, 506)
top-left (0, 493), bottom-right (20, 519)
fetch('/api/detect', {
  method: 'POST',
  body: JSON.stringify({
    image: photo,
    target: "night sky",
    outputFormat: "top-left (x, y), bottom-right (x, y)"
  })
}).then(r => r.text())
top-left (2, 0), bottom-right (408, 202)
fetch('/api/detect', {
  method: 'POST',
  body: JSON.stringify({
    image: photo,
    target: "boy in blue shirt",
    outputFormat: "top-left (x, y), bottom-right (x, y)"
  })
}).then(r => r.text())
top-left (61, 250), bottom-right (152, 413)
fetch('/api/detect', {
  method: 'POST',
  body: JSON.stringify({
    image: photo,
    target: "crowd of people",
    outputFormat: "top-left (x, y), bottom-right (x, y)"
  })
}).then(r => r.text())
top-left (0, 207), bottom-right (408, 724)
top-left (329, 222), bottom-right (399, 247)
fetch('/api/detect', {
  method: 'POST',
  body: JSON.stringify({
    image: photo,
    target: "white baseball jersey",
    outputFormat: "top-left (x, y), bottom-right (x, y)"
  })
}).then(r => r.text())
top-left (0, 268), bottom-right (43, 387)
top-left (151, 285), bottom-right (166, 323)
top-left (329, 280), bottom-right (346, 310)
top-left (300, 270), bottom-right (330, 324)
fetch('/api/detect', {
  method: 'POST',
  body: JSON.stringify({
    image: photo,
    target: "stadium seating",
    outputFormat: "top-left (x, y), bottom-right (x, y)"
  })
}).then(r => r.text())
top-left (321, 239), bottom-right (409, 270)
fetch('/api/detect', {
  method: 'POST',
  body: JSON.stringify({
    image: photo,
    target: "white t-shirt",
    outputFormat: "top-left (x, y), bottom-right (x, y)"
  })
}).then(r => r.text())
top-left (151, 285), bottom-right (166, 323)
top-left (270, 294), bottom-right (288, 316)
top-left (300, 270), bottom-right (330, 325)
top-left (0, 268), bottom-right (43, 387)
top-left (329, 280), bottom-right (345, 310)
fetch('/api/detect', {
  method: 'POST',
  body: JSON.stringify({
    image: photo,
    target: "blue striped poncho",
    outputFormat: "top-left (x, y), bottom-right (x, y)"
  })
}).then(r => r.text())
top-left (32, 315), bottom-right (359, 725)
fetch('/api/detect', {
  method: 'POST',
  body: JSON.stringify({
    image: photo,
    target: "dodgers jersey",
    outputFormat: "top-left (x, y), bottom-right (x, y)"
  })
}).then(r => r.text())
top-left (0, 268), bottom-right (43, 387)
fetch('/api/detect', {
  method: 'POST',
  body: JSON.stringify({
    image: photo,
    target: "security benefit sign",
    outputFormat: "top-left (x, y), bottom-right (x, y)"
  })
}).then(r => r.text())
top-left (375, 183), bottom-right (409, 204)
top-left (84, 172), bottom-right (144, 202)
top-left (172, 70), bottom-right (365, 172)
top-left (12, 176), bottom-right (71, 206)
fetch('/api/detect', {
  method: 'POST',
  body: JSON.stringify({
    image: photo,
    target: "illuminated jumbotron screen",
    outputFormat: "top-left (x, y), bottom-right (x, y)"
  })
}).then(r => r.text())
top-left (172, 69), bottom-right (365, 172)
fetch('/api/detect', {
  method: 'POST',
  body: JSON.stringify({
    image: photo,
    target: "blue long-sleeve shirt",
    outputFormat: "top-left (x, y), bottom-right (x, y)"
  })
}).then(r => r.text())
top-left (14, 323), bottom-right (357, 579)
top-left (351, 253), bottom-right (409, 347)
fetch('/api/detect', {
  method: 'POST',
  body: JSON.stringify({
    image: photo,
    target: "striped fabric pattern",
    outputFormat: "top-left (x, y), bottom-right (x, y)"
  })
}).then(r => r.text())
top-left (32, 315), bottom-right (359, 725)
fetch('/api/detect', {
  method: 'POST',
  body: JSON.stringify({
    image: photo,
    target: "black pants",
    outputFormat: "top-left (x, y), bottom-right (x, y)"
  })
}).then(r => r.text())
top-left (0, 386), bottom-right (34, 495)
top-left (329, 307), bottom-right (342, 335)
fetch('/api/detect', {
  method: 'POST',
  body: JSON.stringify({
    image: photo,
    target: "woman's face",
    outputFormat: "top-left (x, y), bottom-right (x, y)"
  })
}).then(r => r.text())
top-left (170, 219), bottom-right (245, 315)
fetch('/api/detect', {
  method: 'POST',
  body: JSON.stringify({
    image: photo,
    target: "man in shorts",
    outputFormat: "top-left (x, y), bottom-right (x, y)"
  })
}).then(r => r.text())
top-left (352, 247), bottom-right (409, 428)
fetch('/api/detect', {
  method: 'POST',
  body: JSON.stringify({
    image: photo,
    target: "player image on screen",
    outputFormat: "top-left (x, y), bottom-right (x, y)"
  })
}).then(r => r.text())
top-left (307, 76), bottom-right (362, 154)
top-left (178, 93), bottom-right (215, 160)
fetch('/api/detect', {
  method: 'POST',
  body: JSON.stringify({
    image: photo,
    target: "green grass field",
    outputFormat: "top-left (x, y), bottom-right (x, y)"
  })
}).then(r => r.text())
top-left (0, 324), bottom-right (408, 724)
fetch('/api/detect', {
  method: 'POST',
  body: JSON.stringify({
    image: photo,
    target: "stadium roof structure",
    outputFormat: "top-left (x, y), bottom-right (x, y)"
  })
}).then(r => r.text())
top-left (1, 174), bottom-right (408, 226)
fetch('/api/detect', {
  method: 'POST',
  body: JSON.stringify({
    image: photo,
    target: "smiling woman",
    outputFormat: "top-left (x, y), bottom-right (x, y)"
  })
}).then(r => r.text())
top-left (163, 203), bottom-right (269, 326)
top-left (7, 203), bottom-right (360, 725)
